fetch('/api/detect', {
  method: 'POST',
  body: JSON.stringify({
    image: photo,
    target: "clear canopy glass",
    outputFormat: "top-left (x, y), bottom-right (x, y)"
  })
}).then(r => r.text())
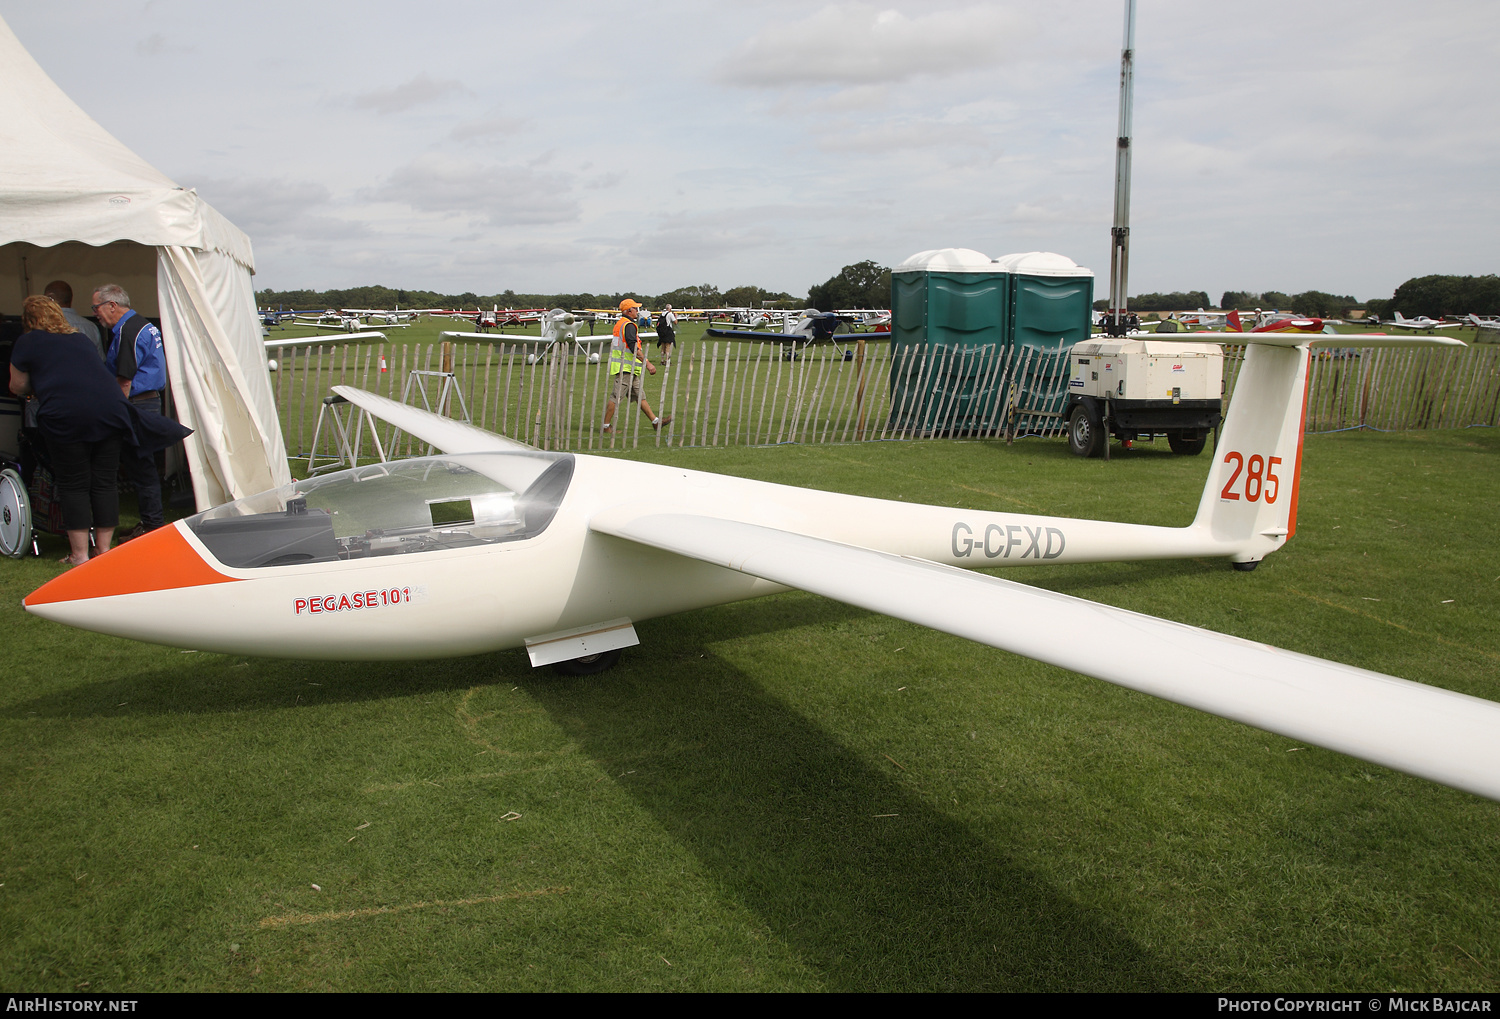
top-left (185, 452), bottom-right (574, 568)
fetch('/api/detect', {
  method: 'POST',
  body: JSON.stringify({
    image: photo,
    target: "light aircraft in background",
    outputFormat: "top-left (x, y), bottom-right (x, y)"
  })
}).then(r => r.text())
top-left (841, 309), bottom-right (892, 330)
top-left (728, 310), bottom-right (776, 329)
top-left (707, 310), bottom-right (887, 352)
top-left (295, 312), bottom-right (408, 334)
top-left (342, 308), bottom-right (422, 326)
top-left (1177, 309), bottom-right (1227, 328)
top-left (259, 309), bottom-right (299, 329)
top-left (1465, 314), bottom-right (1500, 329)
top-left (1227, 310), bottom-right (1324, 333)
top-left (433, 307), bottom-right (546, 331)
top-left (1385, 311), bottom-right (1466, 332)
top-left (22, 331), bottom-right (1497, 803)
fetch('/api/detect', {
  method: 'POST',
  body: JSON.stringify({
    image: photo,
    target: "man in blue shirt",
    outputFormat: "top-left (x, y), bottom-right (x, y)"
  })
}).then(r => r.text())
top-left (43, 280), bottom-right (104, 358)
top-left (94, 284), bottom-right (168, 537)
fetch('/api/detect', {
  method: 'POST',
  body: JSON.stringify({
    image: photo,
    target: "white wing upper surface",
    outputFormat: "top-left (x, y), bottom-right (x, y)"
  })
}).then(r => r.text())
top-left (589, 510), bottom-right (1500, 802)
top-left (331, 385), bottom-right (534, 453)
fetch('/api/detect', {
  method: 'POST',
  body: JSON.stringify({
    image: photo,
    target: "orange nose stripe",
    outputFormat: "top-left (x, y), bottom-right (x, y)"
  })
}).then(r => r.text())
top-left (24, 524), bottom-right (238, 606)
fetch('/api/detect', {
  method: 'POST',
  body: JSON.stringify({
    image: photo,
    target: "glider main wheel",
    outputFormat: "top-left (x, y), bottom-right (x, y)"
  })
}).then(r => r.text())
top-left (1067, 405), bottom-right (1104, 458)
top-left (1167, 430), bottom-right (1207, 456)
top-left (552, 648), bottom-right (623, 676)
top-left (0, 468), bottom-right (32, 559)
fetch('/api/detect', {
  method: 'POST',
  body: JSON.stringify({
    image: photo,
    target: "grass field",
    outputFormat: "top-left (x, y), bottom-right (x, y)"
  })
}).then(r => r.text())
top-left (2, 428), bottom-right (1497, 991)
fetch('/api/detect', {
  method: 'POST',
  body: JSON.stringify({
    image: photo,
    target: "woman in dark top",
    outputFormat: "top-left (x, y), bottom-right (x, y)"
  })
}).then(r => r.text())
top-left (8, 295), bottom-right (135, 564)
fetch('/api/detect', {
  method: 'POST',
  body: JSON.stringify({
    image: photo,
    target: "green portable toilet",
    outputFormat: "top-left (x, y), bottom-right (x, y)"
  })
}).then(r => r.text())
top-left (889, 248), bottom-right (1010, 434)
top-left (889, 248), bottom-right (1094, 435)
top-left (990, 251), bottom-right (1095, 432)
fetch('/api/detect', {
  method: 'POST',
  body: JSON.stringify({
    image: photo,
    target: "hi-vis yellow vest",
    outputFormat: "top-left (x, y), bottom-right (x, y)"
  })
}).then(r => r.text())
top-left (609, 317), bottom-right (643, 376)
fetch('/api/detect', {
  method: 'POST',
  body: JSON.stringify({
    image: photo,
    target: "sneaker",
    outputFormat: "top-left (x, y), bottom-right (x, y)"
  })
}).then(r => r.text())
top-left (118, 522), bottom-right (159, 543)
top-left (653, 415), bottom-right (672, 430)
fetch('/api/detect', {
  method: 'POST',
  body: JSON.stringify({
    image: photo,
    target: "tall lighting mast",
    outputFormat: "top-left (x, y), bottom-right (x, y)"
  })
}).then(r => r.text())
top-left (1106, 0), bottom-right (1136, 337)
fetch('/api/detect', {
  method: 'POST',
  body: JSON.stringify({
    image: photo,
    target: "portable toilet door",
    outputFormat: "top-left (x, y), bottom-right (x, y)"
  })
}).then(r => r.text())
top-left (889, 248), bottom-right (1009, 435)
top-left (991, 252), bottom-right (1095, 434)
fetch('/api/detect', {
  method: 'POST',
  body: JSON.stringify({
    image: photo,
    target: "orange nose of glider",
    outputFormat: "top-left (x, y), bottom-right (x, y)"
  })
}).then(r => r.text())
top-left (24, 524), bottom-right (237, 608)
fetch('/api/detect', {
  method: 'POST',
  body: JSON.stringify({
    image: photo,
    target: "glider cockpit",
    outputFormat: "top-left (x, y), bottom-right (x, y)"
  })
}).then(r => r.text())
top-left (185, 452), bottom-right (574, 569)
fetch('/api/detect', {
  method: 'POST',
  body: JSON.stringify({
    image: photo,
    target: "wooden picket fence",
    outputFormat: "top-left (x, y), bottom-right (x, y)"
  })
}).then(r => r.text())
top-left (267, 338), bottom-right (1500, 463)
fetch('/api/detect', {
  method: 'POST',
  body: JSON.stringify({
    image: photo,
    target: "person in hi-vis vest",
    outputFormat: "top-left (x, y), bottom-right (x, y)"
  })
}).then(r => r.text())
top-left (602, 299), bottom-right (671, 434)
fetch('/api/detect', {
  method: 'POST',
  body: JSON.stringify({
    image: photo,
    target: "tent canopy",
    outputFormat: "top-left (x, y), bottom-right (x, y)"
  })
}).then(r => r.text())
top-left (0, 15), bottom-right (290, 509)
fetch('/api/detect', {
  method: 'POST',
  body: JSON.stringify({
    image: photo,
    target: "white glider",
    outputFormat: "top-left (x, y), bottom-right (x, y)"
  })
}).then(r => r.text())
top-left (23, 332), bottom-right (1499, 801)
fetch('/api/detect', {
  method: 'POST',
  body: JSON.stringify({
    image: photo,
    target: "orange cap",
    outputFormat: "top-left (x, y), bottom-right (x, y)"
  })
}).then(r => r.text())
top-left (619, 299), bottom-right (641, 313)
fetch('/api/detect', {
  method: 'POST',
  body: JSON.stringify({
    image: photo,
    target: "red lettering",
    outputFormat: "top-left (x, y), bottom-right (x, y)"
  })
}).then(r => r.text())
top-left (295, 599), bottom-right (308, 615)
top-left (365, 589), bottom-right (377, 607)
top-left (337, 594), bottom-right (352, 611)
top-left (1220, 452), bottom-right (1243, 501)
top-left (309, 598), bottom-right (322, 613)
top-left (1246, 455), bottom-right (1264, 502)
top-left (1266, 456), bottom-right (1282, 504)
top-left (322, 596), bottom-right (336, 612)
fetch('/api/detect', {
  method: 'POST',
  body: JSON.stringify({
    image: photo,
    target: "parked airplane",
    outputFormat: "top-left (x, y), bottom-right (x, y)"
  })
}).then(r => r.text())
top-left (434, 307), bottom-right (546, 331)
top-left (1227, 310), bottom-right (1323, 333)
top-left (835, 309), bottom-right (893, 330)
top-left (295, 313), bottom-right (408, 334)
top-left (22, 332), bottom-right (1496, 802)
top-left (259, 309), bottom-right (298, 329)
top-left (1464, 314), bottom-right (1500, 329)
top-left (343, 308), bottom-right (422, 326)
top-left (1177, 309), bottom-right (1227, 328)
top-left (1386, 311), bottom-right (1466, 332)
top-left (707, 310), bottom-right (884, 349)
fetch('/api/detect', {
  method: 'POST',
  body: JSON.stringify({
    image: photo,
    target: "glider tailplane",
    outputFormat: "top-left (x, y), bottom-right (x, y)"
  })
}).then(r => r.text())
top-left (1190, 341), bottom-right (1310, 567)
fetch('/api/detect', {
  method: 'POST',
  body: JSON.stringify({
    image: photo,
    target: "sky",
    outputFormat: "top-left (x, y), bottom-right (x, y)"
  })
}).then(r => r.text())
top-left (4, 0), bottom-right (1497, 301)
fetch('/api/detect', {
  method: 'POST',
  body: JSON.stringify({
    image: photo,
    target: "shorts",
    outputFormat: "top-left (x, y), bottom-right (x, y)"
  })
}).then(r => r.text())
top-left (611, 371), bottom-right (644, 403)
top-left (657, 325), bottom-right (676, 349)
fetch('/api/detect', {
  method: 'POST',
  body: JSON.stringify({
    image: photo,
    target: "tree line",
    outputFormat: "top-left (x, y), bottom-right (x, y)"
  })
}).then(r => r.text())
top-left (258, 270), bottom-right (1498, 319)
top-left (1388, 275), bottom-right (1500, 317)
top-left (1099, 278), bottom-right (1499, 319)
top-left (255, 283), bottom-right (804, 311)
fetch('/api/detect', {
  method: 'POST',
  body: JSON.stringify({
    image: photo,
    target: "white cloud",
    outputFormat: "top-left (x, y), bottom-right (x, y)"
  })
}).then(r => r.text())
top-left (187, 176), bottom-right (369, 242)
top-left (135, 33), bottom-right (192, 56)
top-left (450, 113), bottom-right (530, 143)
top-left (372, 155), bottom-right (580, 227)
top-left (814, 119), bottom-right (996, 155)
top-left (720, 3), bottom-right (1032, 88)
top-left (354, 74), bottom-right (470, 115)
top-left (623, 209), bottom-right (794, 261)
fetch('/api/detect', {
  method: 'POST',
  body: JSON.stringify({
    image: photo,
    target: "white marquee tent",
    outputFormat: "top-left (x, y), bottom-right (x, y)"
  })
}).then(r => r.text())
top-left (0, 15), bottom-right (290, 510)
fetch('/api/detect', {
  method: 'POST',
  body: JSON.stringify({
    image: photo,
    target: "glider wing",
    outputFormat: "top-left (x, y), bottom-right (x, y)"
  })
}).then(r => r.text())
top-left (332, 385), bottom-right (534, 453)
top-left (589, 509), bottom-right (1500, 802)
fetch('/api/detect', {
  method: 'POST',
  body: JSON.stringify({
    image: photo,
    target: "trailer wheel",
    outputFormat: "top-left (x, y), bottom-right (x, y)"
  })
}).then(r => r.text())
top-left (1067, 405), bottom-right (1104, 458)
top-left (1167, 430), bottom-right (1206, 456)
top-left (553, 648), bottom-right (622, 676)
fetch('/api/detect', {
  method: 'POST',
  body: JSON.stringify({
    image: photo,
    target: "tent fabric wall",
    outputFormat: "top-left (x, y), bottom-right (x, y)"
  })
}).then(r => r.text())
top-left (157, 246), bottom-right (286, 509)
top-left (0, 14), bottom-right (290, 510)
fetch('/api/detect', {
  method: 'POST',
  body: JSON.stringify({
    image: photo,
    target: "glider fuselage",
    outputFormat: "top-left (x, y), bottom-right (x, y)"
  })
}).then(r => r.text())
top-left (24, 452), bottom-right (1237, 661)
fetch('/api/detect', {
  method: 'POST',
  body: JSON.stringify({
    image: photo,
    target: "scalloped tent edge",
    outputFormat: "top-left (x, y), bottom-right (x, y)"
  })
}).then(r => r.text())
top-left (0, 15), bottom-right (290, 510)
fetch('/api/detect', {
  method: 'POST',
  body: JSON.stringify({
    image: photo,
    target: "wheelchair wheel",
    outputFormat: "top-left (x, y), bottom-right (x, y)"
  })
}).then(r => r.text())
top-left (0, 467), bottom-right (32, 558)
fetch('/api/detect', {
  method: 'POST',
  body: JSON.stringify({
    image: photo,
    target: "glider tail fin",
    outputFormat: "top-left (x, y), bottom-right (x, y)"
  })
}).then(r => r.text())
top-left (1191, 341), bottom-right (1311, 567)
top-left (1226, 309), bottom-right (1243, 332)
